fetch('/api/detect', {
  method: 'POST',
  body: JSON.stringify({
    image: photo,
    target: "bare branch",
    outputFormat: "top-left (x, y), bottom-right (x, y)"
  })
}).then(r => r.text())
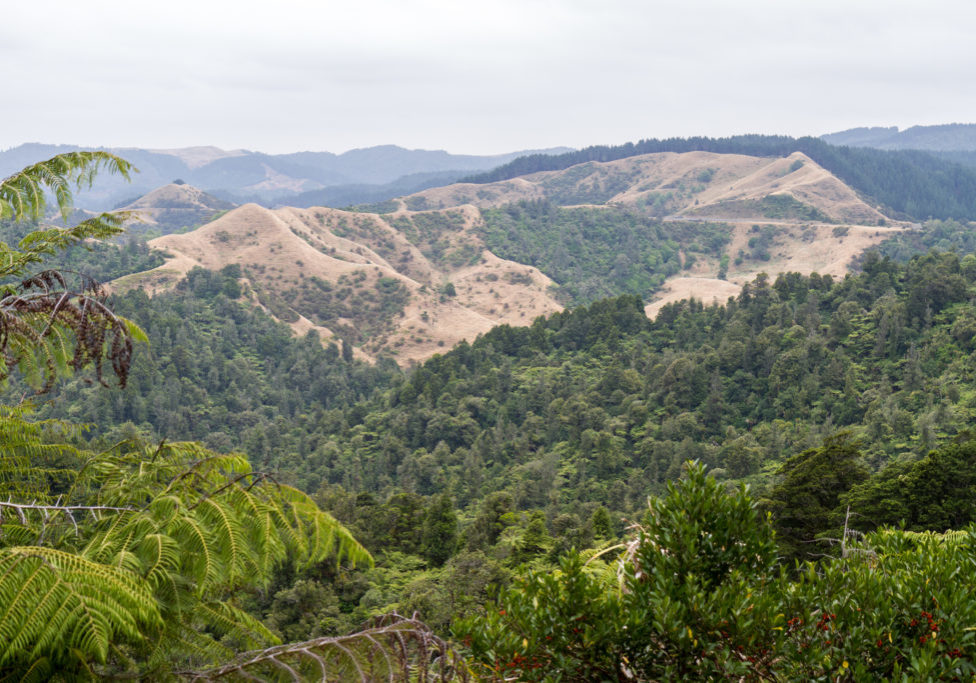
top-left (179, 613), bottom-right (470, 682)
top-left (0, 500), bottom-right (135, 537)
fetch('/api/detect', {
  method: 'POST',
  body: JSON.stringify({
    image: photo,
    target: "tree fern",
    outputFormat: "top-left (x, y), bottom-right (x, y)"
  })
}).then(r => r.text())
top-left (1, 432), bottom-right (375, 679)
top-left (0, 152), bottom-right (142, 391)
top-left (0, 154), bottom-right (460, 680)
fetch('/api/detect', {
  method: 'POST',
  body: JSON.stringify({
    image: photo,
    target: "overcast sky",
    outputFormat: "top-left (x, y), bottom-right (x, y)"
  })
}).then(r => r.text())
top-left (4, 0), bottom-right (974, 155)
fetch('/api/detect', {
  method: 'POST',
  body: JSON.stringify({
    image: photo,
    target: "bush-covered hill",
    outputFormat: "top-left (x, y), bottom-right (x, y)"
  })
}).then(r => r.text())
top-left (294, 251), bottom-right (974, 513)
top-left (30, 249), bottom-right (976, 519)
top-left (15, 243), bottom-right (976, 655)
top-left (18, 267), bottom-right (399, 489)
top-left (475, 201), bottom-right (731, 304)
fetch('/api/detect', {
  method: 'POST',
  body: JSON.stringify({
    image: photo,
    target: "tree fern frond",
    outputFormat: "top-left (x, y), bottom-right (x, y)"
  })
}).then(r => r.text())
top-left (195, 497), bottom-right (246, 587)
top-left (0, 152), bottom-right (134, 224)
top-left (0, 422), bottom-right (377, 678)
top-left (2, 212), bottom-right (131, 282)
top-left (0, 547), bottom-right (160, 669)
top-left (0, 271), bottom-right (140, 390)
top-left (169, 516), bottom-right (215, 589)
top-left (10, 655), bottom-right (52, 683)
top-left (134, 533), bottom-right (181, 588)
top-left (0, 525), bottom-right (34, 546)
top-left (182, 614), bottom-right (471, 682)
top-left (161, 627), bottom-right (237, 672)
top-left (196, 600), bottom-right (281, 651)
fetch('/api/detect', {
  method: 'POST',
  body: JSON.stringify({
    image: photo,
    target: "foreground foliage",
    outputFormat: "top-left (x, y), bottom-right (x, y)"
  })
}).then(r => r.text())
top-left (458, 464), bottom-right (976, 681)
top-left (0, 417), bottom-right (373, 679)
top-left (0, 153), bottom-right (467, 681)
top-left (23, 247), bottom-right (976, 643)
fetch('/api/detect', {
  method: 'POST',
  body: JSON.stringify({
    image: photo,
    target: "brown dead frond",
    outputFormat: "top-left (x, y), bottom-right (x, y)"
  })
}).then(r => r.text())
top-left (0, 269), bottom-right (135, 391)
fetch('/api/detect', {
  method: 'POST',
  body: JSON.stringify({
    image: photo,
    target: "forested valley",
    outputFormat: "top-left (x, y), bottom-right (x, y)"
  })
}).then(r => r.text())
top-left (7, 149), bottom-right (976, 680)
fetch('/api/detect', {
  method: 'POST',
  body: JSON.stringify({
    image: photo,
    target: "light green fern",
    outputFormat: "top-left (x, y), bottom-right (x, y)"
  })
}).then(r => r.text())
top-left (0, 433), bottom-right (374, 679)
top-left (0, 153), bottom-right (462, 681)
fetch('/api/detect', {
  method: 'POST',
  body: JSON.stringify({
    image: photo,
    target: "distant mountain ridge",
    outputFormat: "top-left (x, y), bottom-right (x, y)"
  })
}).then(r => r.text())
top-left (822, 123), bottom-right (976, 151)
top-left (0, 143), bottom-right (572, 211)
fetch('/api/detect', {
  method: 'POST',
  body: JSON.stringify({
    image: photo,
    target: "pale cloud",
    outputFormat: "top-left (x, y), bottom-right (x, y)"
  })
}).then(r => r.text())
top-left (4, 0), bottom-right (975, 154)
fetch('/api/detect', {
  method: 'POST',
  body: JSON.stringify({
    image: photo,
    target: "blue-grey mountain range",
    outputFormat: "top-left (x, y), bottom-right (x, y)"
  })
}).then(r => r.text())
top-left (0, 143), bottom-right (572, 211)
top-left (822, 123), bottom-right (976, 151)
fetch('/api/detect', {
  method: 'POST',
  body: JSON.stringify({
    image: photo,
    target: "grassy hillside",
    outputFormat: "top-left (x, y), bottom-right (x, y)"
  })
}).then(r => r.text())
top-left (464, 135), bottom-right (976, 221)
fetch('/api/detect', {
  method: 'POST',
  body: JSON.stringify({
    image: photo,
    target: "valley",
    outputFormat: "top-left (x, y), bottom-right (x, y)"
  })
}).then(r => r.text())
top-left (112, 149), bottom-right (909, 363)
top-left (8, 0), bottom-right (976, 673)
top-left (5, 136), bottom-right (976, 680)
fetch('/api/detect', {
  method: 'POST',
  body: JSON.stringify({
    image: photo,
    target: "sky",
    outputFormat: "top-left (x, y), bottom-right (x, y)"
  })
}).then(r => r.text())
top-left (4, 0), bottom-right (975, 155)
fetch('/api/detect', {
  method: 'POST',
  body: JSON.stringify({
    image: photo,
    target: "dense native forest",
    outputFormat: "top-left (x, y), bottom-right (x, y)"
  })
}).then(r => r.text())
top-left (6, 149), bottom-right (976, 680)
top-left (476, 202), bottom-right (731, 304)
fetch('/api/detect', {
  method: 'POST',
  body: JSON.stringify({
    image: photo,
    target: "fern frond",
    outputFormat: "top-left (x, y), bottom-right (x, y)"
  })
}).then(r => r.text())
top-left (0, 152), bottom-right (134, 224)
top-left (195, 497), bottom-right (247, 587)
top-left (134, 532), bottom-right (181, 588)
top-left (0, 271), bottom-right (141, 390)
top-left (197, 600), bottom-right (281, 651)
top-left (0, 213), bottom-right (131, 282)
top-left (169, 515), bottom-right (216, 589)
top-left (271, 484), bottom-right (372, 569)
top-left (0, 425), bottom-right (377, 678)
top-left (0, 547), bottom-right (160, 669)
top-left (182, 613), bottom-right (471, 682)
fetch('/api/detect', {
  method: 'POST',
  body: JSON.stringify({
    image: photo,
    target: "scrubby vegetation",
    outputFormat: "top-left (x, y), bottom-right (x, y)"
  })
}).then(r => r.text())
top-left (477, 200), bottom-right (730, 304)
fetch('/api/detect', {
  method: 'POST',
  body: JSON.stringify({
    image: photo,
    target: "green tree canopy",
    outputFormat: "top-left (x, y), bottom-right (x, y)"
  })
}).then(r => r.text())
top-left (0, 153), bottom-right (468, 681)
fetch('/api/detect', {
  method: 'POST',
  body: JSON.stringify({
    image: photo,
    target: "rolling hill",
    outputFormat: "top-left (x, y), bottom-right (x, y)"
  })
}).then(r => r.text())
top-left (398, 150), bottom-right (905, 313)
top-left (119, 182), bottom-right (235, 233)
top-left (403, 150), bottom-right (888, 223)
top-left (114, 150), bottom-right (907, 362)
top-left (116, 202), bottom-right (561, 363)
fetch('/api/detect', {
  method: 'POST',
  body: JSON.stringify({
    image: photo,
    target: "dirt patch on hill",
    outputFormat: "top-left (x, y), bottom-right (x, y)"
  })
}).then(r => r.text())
top-left (646, 221), bottom-right (904, 319)
top-left (645, 277), bottom-right (742, 317)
